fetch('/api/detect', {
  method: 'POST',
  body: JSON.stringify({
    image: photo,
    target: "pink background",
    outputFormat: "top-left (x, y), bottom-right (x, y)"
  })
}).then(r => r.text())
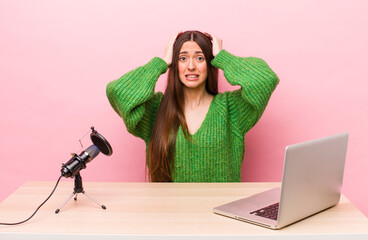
top-left (1, 0), bottom-right (368, 216)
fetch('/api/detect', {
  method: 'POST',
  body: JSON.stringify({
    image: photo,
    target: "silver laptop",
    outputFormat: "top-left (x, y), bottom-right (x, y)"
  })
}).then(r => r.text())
top-left (213, 132), bottom-right (349, 229)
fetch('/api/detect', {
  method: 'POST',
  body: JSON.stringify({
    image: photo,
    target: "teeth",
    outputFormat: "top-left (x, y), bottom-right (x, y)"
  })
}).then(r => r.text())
top-left (186, 75), bottom-right (199, 77)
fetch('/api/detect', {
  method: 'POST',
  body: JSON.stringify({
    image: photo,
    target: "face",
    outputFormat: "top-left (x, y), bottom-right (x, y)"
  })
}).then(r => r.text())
top-left (178, 41), bottom-right (208, 90)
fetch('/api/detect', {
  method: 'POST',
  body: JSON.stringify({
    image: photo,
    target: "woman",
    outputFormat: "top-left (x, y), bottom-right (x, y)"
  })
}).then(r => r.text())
top-left (107, 31), bottom-right (279, 182)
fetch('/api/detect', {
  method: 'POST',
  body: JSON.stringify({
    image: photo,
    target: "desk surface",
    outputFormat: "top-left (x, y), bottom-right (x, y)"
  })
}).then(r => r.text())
top-left (0, 181), bottom-right (368, 239)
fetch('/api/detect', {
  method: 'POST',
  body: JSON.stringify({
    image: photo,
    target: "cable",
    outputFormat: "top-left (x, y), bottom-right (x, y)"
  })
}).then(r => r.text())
top-left (0, 175), bottom-right (63, 225)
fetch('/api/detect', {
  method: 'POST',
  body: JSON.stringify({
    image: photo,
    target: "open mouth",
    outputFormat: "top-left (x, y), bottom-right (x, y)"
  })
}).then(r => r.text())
top-left (185, 74), bottom-right (200, 81)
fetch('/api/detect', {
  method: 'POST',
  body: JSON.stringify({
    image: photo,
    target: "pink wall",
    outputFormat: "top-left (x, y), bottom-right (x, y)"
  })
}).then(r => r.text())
top-left (1, 0), bottom-right (368, 216)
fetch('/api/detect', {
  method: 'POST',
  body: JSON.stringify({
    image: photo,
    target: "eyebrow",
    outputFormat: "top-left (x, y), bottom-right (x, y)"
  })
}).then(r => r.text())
top-left (179, 51), bottom-right (204, 54)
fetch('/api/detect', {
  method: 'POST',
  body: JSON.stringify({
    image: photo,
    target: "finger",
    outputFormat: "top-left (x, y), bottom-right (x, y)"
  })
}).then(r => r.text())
top-left (166, 33), bottom-right (178, 47)
top-left (209, 32), bottom-right (222, 47)
top-left (205, 32), bottom-right (217, 41)
top-left (205, 32), bottom-right (222, 56)
top-left (170, 33), bottom-right (178, 42)
top-left (203, 32), bottom-right (213, 41)
top-left (163, 32), bottom-right (181, 65)
top-left (170, 32), bottom-right (181, 43)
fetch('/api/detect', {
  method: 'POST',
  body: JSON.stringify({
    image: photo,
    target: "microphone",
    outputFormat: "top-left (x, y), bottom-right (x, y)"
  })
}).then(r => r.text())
top-left (61, 127), bottom-right (113, 178)
top-left (61, 145), bottom-right (99, 178)
top-left (0, 126), bottom-right (113, 224)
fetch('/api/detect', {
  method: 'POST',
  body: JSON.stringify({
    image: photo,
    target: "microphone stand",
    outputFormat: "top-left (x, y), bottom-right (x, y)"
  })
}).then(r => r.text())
top-left (55, 172), bottom-right (106, 214)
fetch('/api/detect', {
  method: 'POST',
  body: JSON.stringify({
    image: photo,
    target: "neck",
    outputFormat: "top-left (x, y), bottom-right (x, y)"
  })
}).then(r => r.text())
top-left (184, 86), bottom-right (212, 109)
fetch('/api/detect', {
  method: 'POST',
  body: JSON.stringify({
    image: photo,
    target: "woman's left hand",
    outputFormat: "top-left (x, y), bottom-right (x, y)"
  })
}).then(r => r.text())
top-left (205, 32), bottom-right (223, 57)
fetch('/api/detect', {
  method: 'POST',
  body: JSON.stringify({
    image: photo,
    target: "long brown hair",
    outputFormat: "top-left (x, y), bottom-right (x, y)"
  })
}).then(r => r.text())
top-left (148, 31), bottom-right (218, 182)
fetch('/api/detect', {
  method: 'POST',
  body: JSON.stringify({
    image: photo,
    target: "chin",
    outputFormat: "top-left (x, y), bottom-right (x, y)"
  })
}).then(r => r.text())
top-left (184, 83), bottom-right (205, 90)
top-left (180, 79), bottom-right (206, 90)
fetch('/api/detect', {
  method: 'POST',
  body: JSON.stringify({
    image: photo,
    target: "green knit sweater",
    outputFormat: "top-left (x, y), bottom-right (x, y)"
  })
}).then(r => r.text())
top-left (106, 50), bottom-right (279, 182)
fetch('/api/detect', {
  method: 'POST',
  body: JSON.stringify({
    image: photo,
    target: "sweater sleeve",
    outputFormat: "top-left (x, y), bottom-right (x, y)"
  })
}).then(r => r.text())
top-left (211, 50), bottom-right (279, 136)
top-left (106, 57), bottom-right (168, 143)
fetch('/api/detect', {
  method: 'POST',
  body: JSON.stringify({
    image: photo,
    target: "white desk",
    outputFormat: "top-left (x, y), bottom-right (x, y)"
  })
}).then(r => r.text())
top-left (0, 182), bottom-right (367, 239)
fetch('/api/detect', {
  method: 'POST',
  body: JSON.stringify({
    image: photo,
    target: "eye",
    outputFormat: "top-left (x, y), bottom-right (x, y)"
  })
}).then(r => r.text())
top-left (179, 56), bottom-right (187, 61)
top-left (197, 56), bottom-right (205, 61)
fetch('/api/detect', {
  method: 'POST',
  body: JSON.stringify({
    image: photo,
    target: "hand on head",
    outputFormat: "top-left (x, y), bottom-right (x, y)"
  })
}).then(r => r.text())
top-left (204, 32), bottom-right (223, 57)
top-left (163, 32), bottom-right (181, 66)
top-left (163, 31), bottom-right (223, 66)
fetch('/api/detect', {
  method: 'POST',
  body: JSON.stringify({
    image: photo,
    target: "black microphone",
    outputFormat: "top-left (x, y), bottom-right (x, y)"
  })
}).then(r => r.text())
top-left (61, 145), bottom-right (99, 178)
top-left (0, 127), bottom-right (113, 225)
top-left (61, 127), bottom-right (113, 178)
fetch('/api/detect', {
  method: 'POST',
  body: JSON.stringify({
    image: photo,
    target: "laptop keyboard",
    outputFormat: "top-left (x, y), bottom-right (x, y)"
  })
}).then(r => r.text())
top-left (250, 202), bottom-right (279, 220)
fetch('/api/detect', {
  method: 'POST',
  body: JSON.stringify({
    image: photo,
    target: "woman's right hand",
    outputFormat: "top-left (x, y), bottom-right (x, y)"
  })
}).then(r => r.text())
top-left (163, 32), bottom-right (180, 66)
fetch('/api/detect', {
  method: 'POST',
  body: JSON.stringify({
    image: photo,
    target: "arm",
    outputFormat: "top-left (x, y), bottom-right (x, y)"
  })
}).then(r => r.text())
top-left (106, 33), bottom-right (180, 142)
top-left (212, 50), bottom-right (279, 136)
top-left (106, 57), bottom-right (167, 142)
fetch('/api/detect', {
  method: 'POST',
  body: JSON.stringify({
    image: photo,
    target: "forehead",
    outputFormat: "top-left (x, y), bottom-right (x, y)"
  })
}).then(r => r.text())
top-left (179, 41), bottom-right (203, 53)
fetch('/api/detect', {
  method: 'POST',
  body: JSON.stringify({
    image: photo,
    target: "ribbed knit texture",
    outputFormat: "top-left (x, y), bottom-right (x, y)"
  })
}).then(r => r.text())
top-left (106, 50), bottom-right (279, 182)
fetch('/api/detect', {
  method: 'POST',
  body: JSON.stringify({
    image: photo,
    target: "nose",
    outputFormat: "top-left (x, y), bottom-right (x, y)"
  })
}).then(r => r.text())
top-left (188, 59), bottom-right (195, 70)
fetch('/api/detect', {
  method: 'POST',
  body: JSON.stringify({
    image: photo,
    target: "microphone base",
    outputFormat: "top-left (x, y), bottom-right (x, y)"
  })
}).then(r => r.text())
top-left (55, 172), bottom-right (106, 214)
